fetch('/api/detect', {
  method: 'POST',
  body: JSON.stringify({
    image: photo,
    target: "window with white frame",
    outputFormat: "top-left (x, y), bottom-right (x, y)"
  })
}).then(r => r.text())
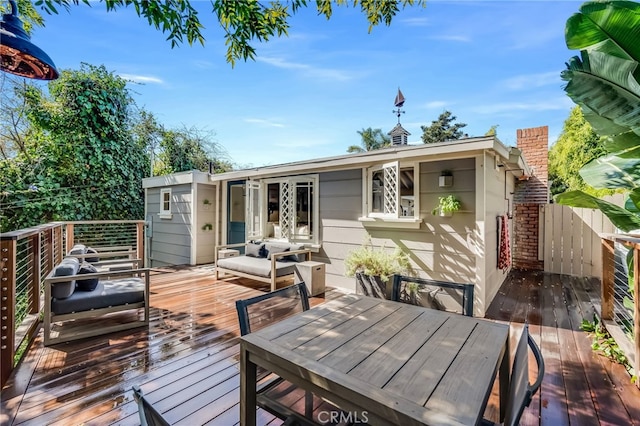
top-left (246, 175), bottom-right (319, 244)
top-left (367, 162), bottom-right (418, 219)
top-left (159, 188), bottom-right (172, 219)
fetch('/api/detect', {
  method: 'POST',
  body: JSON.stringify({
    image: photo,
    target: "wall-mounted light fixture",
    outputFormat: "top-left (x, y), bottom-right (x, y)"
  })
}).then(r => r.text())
top-left (1, 0), bottom-right (59, 80)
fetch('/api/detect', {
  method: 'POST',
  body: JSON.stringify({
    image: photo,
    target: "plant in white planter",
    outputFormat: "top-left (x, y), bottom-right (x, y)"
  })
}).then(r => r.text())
top-left (345, 238), bottom-right (415, 299)
top-left (431, 195), bottom-right (461, 217)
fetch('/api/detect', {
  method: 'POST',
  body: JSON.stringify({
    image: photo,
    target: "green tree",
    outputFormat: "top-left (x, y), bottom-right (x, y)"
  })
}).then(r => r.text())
top-left (156, 126), bottom-right (232, 175)
top-left (0, 64), bottom-right (149, 231)
top-left (347, 127), bottom-right (390, 153)
top-left (421, 111), bottom-right (467, 144)
top-left (549, 106), bottom-right (611, 197)
top-left (30, 0), bottom-right (425, 66)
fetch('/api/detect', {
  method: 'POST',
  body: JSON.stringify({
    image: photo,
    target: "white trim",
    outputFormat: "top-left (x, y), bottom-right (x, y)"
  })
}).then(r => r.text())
top-left (365, 161), bottom-right (418, 220)
top-left (143, 170), bottom-right (210, 188)
top-left (159, 188), bottom-right (172, 219)
top-left (209, 137), bottom-right (510, 182)
top-left (190, 183), bottom-right (197, 265)
top-left (357, 217), bottom-right (423, 229)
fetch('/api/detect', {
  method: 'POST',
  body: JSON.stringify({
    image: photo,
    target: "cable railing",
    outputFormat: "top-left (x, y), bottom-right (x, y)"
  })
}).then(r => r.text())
top-left (602, 234), bottom-right (640, 388)
top-left (0, 220), bottom-right (145, 387)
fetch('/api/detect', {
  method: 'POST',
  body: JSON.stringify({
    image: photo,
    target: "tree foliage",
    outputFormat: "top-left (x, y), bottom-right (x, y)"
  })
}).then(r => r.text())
top-left (0, 64), bottom-right (149, 231)
top-left (549, 106), bottom-right (611, 197)
top-left (347, 127), bottom-right (390, 153)
top-left (421, 110), bottom-right (467, 144)
top-left (31, 0), bottom-right (425, 66)
top-left (157, 126), bottom-right (232, 175)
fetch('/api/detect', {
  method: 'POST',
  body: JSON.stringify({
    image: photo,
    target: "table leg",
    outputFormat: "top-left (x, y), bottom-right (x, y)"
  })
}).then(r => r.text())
top-left (240, 343), bottom-right (257, 426)
top-left (499, 334), bottom-right (510, 422)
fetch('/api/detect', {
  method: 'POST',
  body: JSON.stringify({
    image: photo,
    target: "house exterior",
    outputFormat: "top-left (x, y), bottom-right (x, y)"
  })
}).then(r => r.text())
top-left (143, 128), bottom-right (549, 316)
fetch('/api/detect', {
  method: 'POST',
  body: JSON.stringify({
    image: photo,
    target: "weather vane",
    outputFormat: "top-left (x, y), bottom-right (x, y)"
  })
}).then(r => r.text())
top-left (392, 88), bottom-right (405, 124)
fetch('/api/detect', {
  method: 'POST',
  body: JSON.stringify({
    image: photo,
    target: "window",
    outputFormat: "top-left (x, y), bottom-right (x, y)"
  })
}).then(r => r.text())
top-left (246, 175), bottom-right (319, 244)
top-left (365, 162), bottom-right (419, 222)
top-left (159, 188), bottom-right (172, 219)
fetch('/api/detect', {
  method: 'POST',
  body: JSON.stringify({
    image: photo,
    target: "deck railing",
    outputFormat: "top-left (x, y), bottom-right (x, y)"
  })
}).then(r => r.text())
top-left (601, 234), bottom-right (640, 388)
top-left (0, 220), bottom-right (145, 386)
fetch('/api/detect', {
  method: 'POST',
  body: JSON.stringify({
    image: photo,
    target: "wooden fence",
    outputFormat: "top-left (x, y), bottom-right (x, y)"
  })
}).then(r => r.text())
top-left (543, 194), bottom-right (623, 278)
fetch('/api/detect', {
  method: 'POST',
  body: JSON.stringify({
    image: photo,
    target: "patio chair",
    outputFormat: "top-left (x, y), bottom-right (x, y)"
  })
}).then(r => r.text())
top-left (482, 323), bottom-right (545, 426)
top-left (391, 274), bottom-right (474, 316)
top-left (132, 385), bottom-right (170, 426)
top-left (236, 283), bottom-right (349, 425)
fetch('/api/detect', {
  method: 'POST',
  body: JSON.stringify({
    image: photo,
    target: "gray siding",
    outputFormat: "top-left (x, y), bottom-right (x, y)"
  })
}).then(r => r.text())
top-left (195, 184), bottom-right (217, 265)
top-left (317, 160), bottom-right (477, 293)
top-left (147, 183), bottom-right (192, 267)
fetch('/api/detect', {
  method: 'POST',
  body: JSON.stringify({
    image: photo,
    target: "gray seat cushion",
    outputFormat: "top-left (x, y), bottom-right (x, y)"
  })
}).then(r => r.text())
top-left (51, 277), bottom-right (145, 315)
top-left (51, 257), bottom-right (80, 299)
top-left (217, 256), bottom-right (296, 278)
top-left (68, 244), bottom-right (86, 256)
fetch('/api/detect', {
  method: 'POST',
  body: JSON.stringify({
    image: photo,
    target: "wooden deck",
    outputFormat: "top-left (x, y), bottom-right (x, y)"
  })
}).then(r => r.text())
top-left (1, 267), bottom-right (639, 425)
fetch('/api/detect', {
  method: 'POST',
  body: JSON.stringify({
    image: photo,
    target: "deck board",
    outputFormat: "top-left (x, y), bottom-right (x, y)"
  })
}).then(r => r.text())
top-left (1, 267), bottom-right (639, 426)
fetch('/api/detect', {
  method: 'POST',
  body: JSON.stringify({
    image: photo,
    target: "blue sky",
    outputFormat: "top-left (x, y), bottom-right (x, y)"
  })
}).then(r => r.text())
top-left (30, 1), bottom-right (580, 168)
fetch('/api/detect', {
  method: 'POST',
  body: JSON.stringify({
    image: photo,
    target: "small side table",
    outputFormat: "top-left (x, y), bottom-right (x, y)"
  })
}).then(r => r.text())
top-left (294, 261), bottom-right (326, 296)
top-left (218, 249), bottom-right (239, 259)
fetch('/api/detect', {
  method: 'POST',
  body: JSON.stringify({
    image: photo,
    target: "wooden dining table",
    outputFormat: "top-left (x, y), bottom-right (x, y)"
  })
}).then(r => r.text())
top-left (240, 293), bottom-right (510, 426)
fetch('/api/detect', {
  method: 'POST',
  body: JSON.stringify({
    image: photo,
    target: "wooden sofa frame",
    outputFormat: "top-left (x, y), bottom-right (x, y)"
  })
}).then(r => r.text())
top-left (214, 242), bottom-right (311, 291)
top-left (43, 268), bottom-right (150, 346)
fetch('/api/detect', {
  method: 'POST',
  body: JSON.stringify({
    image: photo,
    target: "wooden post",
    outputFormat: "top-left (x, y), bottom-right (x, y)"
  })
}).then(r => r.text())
top-left (65, 223), bottom-right (74, 254)
top-left (29, 234), bottom-right (41, 314)
top-left (601, 238), bottom-right (615, 320)
top-left (54, 225), bottom-right (63, 264)
top-left (136, 221), bottom-right (144, 262)
top-left (634, 244), bottom-right (640, 389)
top-left (0, 239), bottom-right (17, 387)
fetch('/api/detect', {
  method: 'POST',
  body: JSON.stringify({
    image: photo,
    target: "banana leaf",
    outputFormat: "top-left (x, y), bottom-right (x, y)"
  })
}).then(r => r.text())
top-left (579, 153), bottom-right (640, 189)
top-left (566, 1), bottom-right (640, 62)
top-left (563, 52), bottom-right (640, 136)
top-left (603, 130), bottom-right (640, 154)
top-left (628, 188), bottom-right (640, 212)
top-left (556, 190), bottom-right (640, 231)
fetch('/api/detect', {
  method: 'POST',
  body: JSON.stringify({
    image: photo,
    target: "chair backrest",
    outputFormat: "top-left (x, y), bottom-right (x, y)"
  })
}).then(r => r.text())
top-left (132, 385), bottom-right (170, 426)
top-left (391, 274), bottom-right (475, 316)
top-left (503, 324), bottom-right (545, 426)
top-left (235, 282), bottom-right (310, 336)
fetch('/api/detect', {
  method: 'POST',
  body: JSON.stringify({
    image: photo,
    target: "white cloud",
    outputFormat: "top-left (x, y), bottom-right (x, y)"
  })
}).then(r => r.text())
top-left (118, 74), bottom-right (164, 84)
top-left (471, 97), bottom-right (574, 115)
top-left (243, 118), bottom-right (285, 128)
top-left (503, 72), bottom-right (561, 90)
top-left (400, 17), bottom-right (430, 27)
top-left (422, 101), bottom-right (449, 109)
top-left (257, 56), bottom-right (356, 81)
top-left (429, 34), bottom-right (471, 43)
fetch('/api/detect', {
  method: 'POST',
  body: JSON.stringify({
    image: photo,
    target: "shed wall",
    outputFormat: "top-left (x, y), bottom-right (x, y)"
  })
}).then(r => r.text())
top-left (147, 183), bottom-right (192, 267)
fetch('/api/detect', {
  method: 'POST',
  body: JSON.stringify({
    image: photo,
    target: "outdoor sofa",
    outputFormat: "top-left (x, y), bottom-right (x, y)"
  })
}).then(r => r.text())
top-left (215, 241), bottom-right (311, 291)
top-left (43, 244), bottom-right (149, 346)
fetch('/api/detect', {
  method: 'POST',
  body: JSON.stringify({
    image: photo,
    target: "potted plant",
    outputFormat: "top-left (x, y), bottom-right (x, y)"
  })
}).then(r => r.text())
top-left (431, 195), bottom-right (461, 217)
top-left (345, 238), bottom-right (414, 299)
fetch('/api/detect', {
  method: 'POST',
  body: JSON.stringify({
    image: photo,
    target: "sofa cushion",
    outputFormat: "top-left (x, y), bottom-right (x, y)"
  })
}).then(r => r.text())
top-left (51, 257), bottom-right (80, 299)
top-left (264, 243), bottom-right (290, 260)
top-left (245, 242), bottom-right (264, 258)
top-left (51, 277), bottom-right (145, 315)
top-left (85, 247), bottom-right (100, 263)
top-left (217, 256), bottom-right (296, 278)
top-left (284, 244), bottom-right (306, 262)
top-left (76, 262), bottom-right (99, 291)
top-left (68, 244), bottom-right (86, 256)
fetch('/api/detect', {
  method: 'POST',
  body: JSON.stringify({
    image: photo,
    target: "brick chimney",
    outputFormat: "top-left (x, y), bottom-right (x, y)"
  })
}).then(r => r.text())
top-left (513, 126), bottom-right (548, 271)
